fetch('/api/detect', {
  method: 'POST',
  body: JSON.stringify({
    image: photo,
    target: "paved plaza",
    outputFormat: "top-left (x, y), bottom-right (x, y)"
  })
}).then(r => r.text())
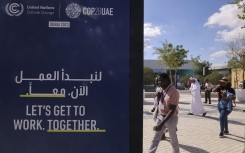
top-left (143, 91), bottom-right (245, 153)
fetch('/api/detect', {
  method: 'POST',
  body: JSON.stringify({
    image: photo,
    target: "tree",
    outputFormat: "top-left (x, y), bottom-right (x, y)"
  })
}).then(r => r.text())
top-left (154, 40), bottom-right (189, 85)
top-left (144, 38), bottom-right (150, 51)
top-left (204, 71), bottom-right (223, 85)
top-left (181, 75), bottom-right (192, 89)
top-left (191, 55), bottom-right (212, 78)
top-left (226, 37), bottom-right (245, 88)
top-left (235, 0), bottom-right (245, 28)
top-left (144, 67), bottom-right (156, 85)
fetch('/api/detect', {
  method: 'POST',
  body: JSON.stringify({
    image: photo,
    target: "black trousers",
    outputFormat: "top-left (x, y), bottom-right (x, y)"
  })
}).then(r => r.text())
top-left (205, 90), bottom-right (211, 103)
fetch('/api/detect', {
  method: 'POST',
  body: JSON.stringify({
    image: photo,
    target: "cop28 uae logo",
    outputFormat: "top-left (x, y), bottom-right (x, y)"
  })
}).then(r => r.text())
top-left (65, 3), bottom-right (81, 19)
top-left (5, 3), bottom-right (24, 16)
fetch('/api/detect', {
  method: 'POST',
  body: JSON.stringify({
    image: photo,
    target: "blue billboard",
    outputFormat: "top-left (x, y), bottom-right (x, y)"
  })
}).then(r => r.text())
top-left (0, 0), bottom-right (143, 152)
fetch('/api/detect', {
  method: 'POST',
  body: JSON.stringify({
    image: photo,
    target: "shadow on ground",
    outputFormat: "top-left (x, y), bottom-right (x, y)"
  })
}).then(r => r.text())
top-left (204, 116), bottom-right (245, 126)
top-left (164, 138), bottom-right (209, 153)
top-left (179, 144), bottom-right (209, 153)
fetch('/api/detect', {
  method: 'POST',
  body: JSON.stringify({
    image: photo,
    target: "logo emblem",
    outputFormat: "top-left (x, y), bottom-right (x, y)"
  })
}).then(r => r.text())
top-left (5, 3), bottom-right (24, 16)
top-left (65, 3), bottom-right (81, 19)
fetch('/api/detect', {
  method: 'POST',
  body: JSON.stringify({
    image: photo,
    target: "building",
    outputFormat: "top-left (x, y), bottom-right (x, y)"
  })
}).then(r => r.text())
top-left (210, 65), bottom-right (230, 77)
top-left (144, 59), bottom-right (231, 76)
top-left (144, 59), bottom-right (194, 88)
top-left (144, 59), bottom-right (194, 75)
top-left (144, 59), bottom-right (231, 88)
top-left (231, 68), bottom-right (245, 88)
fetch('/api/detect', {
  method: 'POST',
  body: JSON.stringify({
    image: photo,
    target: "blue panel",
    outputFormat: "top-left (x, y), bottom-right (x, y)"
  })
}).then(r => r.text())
top-left (0, 0), bottom-right (131, 152)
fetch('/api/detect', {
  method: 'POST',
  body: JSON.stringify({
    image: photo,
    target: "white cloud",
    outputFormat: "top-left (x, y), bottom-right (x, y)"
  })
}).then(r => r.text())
top-left (145, 45), bottom-right (153, 51)
top-left (209, 50), bottom-right (227, 60)
top-left (144, 22), bottom-right (164, 52)
top-left (215, 27), bottom-right (245, 42)
top-left (204, 4), bottom-right (242, 28)
top-left (144, 22), bottom-right (163, 37)
top-left (204, 3), bottom-right (245, 42)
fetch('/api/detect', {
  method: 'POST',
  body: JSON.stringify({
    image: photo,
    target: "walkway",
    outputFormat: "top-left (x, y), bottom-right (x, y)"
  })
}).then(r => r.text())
top-left (143, 91), bottom-right (245, 153)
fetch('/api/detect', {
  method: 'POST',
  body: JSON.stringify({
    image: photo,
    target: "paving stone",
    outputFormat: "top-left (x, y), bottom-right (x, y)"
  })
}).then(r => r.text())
top-left (143, 91), bottom-right (245, 153)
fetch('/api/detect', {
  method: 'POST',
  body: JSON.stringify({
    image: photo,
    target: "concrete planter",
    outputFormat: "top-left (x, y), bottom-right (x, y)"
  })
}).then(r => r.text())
top-left (235, 89), bottom-right (245, 102)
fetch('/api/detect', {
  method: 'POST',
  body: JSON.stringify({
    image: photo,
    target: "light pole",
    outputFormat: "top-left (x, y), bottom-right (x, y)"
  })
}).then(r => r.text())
top-left (203, 66), bottom-right (205, 77)
top-left (202, 64), bottom-right (206, 90)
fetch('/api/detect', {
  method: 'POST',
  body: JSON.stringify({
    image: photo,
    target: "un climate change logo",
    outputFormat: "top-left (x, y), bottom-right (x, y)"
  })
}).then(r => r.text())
top-left (5, 3), bottom-right (24, 16)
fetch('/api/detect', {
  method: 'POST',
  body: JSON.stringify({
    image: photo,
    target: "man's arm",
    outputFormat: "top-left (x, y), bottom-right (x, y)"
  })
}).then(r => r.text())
top-left (229, 89), bottom-right (236, 101)
top-left (153, 104), bottom-right (177, 131)
top-left (212, 85), bottom-right (220, 92)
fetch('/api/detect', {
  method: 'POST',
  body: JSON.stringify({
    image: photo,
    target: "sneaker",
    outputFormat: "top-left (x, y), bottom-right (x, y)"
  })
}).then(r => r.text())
top-left (202, 112), bottom-right (207, 116)
top-left (219, 132), bottom-right (224, 137)
top-left (161, 133), bottom-right (166, 140)
top-left (224, 130), bottom-right (229, 134)
top-left (187, 113), bottom-right (193, 115)
top-left (151, 108), bottom-right (155, 112)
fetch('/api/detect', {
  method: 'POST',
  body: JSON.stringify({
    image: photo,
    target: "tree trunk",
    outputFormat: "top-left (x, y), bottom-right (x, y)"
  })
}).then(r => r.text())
top-left (235, 69), bottom-right (239, 88)
top-left (175, 69), bottom-right (177, 88)
top-left (243, 68), bottom-right (245, 89)
top-left (169, 70), bottom-right (172, 84)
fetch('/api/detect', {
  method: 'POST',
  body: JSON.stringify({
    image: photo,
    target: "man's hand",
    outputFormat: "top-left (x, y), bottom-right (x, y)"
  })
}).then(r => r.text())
top-left (153, 125), bottom-right (160, 131)
top-left (153, 122), bottom-right (165, 131)
top-left (153, 105), bottom-right (177, 132)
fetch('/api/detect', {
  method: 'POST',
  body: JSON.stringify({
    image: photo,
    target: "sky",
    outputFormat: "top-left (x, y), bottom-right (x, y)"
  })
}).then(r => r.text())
top-left (144, 0), bottom-right (245, 67)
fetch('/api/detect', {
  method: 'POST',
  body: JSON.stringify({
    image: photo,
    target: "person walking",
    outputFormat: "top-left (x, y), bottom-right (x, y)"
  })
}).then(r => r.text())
top-left (204, 79), bottom-right (212, 104)
top-left (188, 77), bottom-right (207, 116)
top-left (151, 76), bottom-right (163, 113)
top-left (151, 76), bottom-right (167, 140)
top-left (148, 73), bottom-right (180, 153)
top-left (212, 77), bottom-right (236, 137)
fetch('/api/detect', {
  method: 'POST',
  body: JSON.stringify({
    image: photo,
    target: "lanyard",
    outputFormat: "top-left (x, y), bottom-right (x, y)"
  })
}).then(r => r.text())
top-left (161, 85), bottom-right (172, 103)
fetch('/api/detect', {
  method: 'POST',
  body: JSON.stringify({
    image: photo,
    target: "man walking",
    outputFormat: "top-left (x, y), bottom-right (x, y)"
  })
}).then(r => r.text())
top-left (204, 79), bottom-right (212, 104)
top-left (148, 73), bottom-right (180, 153)
top-left (188, 77), bottom-right (207, 116)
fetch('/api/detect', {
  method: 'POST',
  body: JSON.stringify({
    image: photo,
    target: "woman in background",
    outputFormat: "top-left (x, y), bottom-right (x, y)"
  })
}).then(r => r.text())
top-left (212, 77), bottom-right (236, 137)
